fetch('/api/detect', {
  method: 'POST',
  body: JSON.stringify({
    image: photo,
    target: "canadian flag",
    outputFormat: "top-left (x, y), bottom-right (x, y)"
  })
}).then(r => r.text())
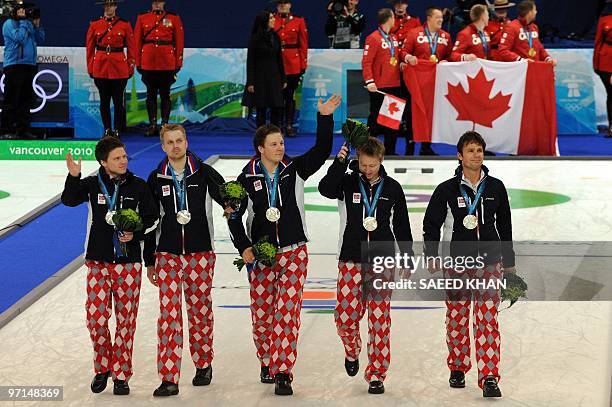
top-left (377, 93), bottom-right (407, 130)
top-left (403, 60), bottom-right (557, 155)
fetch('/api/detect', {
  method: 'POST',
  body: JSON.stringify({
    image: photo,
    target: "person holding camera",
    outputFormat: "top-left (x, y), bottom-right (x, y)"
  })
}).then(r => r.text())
top-left (87, 0), bottom-right (135, 139)
top-left (134, 0), bottom-right (184, 137)
top-left (0, 2), bottom-right (44, 140)
top-left (325, 0), bottom-right (365, 49)
top-left (273, 0), bottom-right (308, 138)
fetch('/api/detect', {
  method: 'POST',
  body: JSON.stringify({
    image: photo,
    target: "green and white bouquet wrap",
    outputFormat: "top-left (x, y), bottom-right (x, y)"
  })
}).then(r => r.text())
top-left (219, 181), bottom-right (247, 219)
top-left (340, 119), bottom-right (370, 163)
top-left (233, 236), bottom-right (278, 272)
top-left (112, 208), bottom-right (143, 258)
top-left (501, 272), bottom-right (528, 309)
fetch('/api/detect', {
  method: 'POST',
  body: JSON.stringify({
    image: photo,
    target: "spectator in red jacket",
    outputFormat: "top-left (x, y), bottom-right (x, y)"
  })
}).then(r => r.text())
top-left (594, 11), bottom-right (612, 138)
top-left (497, 0), bottom-right (556, 65)
top-left (363, 8), bottom-right (401, 156)
top-left (450, 4), bottom-right (491, 61)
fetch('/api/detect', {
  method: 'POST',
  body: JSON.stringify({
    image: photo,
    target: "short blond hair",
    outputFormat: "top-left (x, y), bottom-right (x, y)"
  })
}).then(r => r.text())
top-left (470, 4), bottom-right (488, 22)
top-left (159, 123), bottom-right (187, 142)
top-left (357, 137), bottom-right (385, 159)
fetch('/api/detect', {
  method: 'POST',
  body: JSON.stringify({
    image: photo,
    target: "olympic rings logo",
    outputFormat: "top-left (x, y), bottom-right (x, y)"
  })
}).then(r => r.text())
top-left (0, 69), bottom-right (63, 113)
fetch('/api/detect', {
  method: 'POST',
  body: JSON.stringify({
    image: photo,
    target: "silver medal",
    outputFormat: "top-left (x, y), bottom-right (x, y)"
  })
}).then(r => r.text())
top-left (266, 207), bottom-right (281, 222)
top-left (105, 211), bottom-right (116, 226)
top-left (463, 214), bottom-right (478, 230)
top-left (363, 216), bottom-right (378, 232)
top-left (176, 210), bottom-right (192, 225)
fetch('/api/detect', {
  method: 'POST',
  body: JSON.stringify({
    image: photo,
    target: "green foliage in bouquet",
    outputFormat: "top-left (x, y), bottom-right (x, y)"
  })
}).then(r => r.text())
top-left (342, 119), bottom-right (370, 149)
top-left (501, 273), bottom-right (528, 309)
top-left (220, 181), bottom-right (247, 219)
top-left (233, 236), bottom-right (278, 272)
top-left (112, 209), bottom-right (143, 232)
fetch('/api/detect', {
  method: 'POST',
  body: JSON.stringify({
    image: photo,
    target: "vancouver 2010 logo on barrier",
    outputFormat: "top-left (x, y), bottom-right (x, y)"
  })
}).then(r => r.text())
top-left (0, 69), bottom-right (63, 113)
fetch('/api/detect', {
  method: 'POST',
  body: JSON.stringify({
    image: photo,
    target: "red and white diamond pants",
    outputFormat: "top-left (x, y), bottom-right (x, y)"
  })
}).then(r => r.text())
top-left (335, 261), bottom-right (392, 383)
top-left (445, 263), bottom-right (502, 388)
top-left (85, 261), bottom-right (142, 382)
top-left (155, 251), bottom-right (216, 384)
top-left (249, 245), bottom-right (308, 379)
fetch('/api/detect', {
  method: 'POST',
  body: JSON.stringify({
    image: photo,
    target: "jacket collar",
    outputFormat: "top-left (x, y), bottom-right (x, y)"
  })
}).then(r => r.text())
top-left (157, 151), bottom-right (200, 178)
top-left (98, 167), bottom-right (133, 186)
top-left (243, 155), bottom-right (293, 176)
top-left (455, 164), bottom-right (489, 189)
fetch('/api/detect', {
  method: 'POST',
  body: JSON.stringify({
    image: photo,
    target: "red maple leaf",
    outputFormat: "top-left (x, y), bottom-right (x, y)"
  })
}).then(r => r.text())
top-left (445, 68), bottom-right (512, 129)
top-left (388, 102), bottom-right (399, 115)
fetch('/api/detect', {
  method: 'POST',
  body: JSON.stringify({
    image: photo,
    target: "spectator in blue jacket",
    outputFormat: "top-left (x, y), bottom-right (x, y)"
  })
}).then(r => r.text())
top-left (0, 5), bottom-right (45, 139)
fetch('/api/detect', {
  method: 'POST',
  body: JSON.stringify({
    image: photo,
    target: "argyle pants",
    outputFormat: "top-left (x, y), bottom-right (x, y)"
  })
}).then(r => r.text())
top-left (249, 245), bottom-right (308, 379)
top-left (334, 261), bottom-right (392, 383)
top-left (155, 251), bottom-right (216, 384)
top-left (445, 263), bottom-right (502, 388)
top-left (85, 261), bottom-right (142, 382)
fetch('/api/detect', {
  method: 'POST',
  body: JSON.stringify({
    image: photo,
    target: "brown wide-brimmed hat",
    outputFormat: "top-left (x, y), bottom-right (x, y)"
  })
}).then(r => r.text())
top-left (493, 0), bottom-right (516, 9)
top-left (95, 0), bottom-right (124, 5)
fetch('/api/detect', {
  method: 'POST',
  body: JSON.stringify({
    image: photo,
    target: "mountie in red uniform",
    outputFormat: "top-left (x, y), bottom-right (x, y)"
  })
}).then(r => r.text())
top-left (485, 17), bottom-right (511, 61)
top-left (134, 6), bottom-right (185, 135)
top-left (391, 13), bottom-right (421, 48)
top-left (134, 9), bottom-right (184, 71)
top-left (498, 18), bottom-right (551, 62)
top-left (594, 14), bottom-right (612, 74)
top-left (87, 16), bottom-right (135, 79)
top-left (86, 12), bottom-right (135, 136)
top-left (400, 25), bottom-right (452, 63)
top-left (274, 12), bottom-right (308, 137)
top-left (450, 24), bottom-right (492, 61)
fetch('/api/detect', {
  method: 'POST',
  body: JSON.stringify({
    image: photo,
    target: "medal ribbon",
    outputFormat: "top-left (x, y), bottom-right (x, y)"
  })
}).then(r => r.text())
top-left (378, 27), bottom-right (395, 60)
top-left (478, 30), bottom-right (489, 57)
top-left (525, 27), bottom-right (534, 51)
top-left (459, 178), bottom-right (486, 216)
top-left (425, 27), bottom-right (440, 58)
top-left (260, 162), bottom-right (280, 209)
top-left (359, 177), bottom-right (385, 218)
top-left (97, 173), bottom-right (124, 256)
top-left (97, 172), bottom-right (119, 213)
top-left (168, 164), bottom-right (186, 211)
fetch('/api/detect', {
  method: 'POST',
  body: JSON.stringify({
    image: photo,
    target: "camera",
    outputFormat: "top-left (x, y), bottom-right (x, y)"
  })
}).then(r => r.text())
top-left (0, 0), bottom-right (40, 20)
top-left (328, 0), bottom-right (347, 16)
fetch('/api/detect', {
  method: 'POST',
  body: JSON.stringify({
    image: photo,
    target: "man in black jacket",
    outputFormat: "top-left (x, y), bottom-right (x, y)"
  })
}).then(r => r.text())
top-left (143, 124), bottom-right (229, 397)
top-left (325, 0), bottom-right (365, 48)
top-left (422, 131), bottom-right (515, 398)
top-left (228, 94), bottom-right (341, 396)
top-left (318, 137), bottom-right (413, 395)
top-left (61, 136), bottom-right (157, 396)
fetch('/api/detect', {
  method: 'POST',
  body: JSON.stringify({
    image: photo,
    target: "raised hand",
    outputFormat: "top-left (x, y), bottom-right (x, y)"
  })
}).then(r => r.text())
top-left (65, 152), bottom-right (82, 177)
top-left (317, 94), bottom-right (342, 116)
top-left (337, 143), bottom-right (349, 161)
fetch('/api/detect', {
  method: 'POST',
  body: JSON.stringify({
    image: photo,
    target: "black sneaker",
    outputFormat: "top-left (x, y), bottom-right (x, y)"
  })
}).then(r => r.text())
top-left (153, 381), bottom-right (179, 397)
top-left (112, 129), bottom-right (120, 139)
top-left (344, 358), bottom-right (359, 377)
top-left (449, 370), bottom-right (465, 388)
top-left (113, 379), bottom-right (130, 396)
top-left (274, 373), bottom-right (293, 396)
top-left (103, 129), bottom-right (113, 138)
top-left (260, 366), bottom-right (274, 384)
top-left (482, 376), bottom-right (502, 398)
top-left (193, 366), bottom-right (212, 386)
top-left (145, 124), bottom-right (158, 137)
top-left (368, 380), bottom-right (385, 394)
top-left (90, 371), bottom-right (110, 394)
top-left (419, 143), bottom-right (439, 156)
top-left (405, 141), bottom-right (415, 156)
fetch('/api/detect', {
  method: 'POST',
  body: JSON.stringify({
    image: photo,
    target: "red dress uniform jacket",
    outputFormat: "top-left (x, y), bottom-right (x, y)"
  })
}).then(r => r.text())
top-left (450, 23), bottom-right (491, 61)
top-left (594, 15), bottom-right (612, 73)
top-left (485, 17), bottom-right (511, 61)
top-left (400, 26), bottom-right (452, 63)
top-left (362, 28), bottom-right (401, 89)
top-left (391, 14), bottom-right (421, 48)
top-left (498, 18), bottom-right (550, 62)
top-left (274, 13), bottom-right (308, 75)
top-left (86, 16), bottom-right (135, 79)
top-left (134, 10), bottom-right (184, 71)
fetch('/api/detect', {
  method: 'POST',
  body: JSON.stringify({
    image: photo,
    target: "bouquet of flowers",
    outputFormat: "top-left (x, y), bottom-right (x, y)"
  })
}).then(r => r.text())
top-left (112, 208), bottom-right (143, 258)
top-left (220, 181), bottom-right (247, 219)
top-left (340, 119), bottom-right (370, 163)
top-left (233, 236), bottom-right (278, 272)
top-left (501, 273), bottom-right (528, 309)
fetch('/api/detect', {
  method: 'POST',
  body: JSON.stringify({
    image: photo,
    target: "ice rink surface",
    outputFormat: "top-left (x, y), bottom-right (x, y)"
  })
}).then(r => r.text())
top-left (0, 158), bottom-right (610, 406)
